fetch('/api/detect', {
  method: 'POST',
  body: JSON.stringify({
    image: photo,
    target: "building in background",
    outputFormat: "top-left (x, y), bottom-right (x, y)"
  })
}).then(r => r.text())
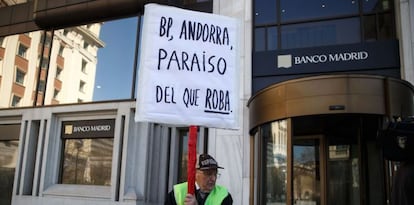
top-left (0, 24), bottom-right (103, 107)
top-left (0, 0), bottom-right (413, 205)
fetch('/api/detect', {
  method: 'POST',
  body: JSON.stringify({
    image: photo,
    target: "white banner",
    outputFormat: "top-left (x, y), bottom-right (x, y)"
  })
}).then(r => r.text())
top-left (135, 3), bottom-right (240, 129)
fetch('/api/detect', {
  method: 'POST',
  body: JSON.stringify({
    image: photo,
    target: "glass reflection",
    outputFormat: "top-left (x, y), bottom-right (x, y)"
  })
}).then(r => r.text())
top-left (0, 0), bottom-right (26, 7)
top-left (377, 13), bottom-right (393, 40)
top-left (281, 0), bottom-right (359, 22)
top-left (267, 27), bottom-right (278, 51)
top-left (262, 120), bottom-right (287, 204)
top-left (363, 15), bottom-right (377, 41)
top-left (281, 18), bottom-right (360, 49)
top-left (61, 138), bottom-right (113, 186)
top-left (254, 28), bottom-right (265, 52)
top-left (178, 128), bottom-right (205, 183)
top-left (93, 17), bottom-right (138, 101)
top-left (0, 17), bottom-right (138, 108)
top-left (255, 0), bottom-right (277, 25)
top-left (363, 0), bottom-right (391, 12)
top-left (327, 142), bottom-right (360, 205)
top-left (0, 140), bottom-right (19, 205)
top-left (293, 139), bottom-right (321, 205)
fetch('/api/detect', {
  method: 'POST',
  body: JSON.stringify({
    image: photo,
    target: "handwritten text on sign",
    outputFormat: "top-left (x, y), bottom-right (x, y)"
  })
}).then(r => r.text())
top-left (135, 4), bottom-right (240, 129)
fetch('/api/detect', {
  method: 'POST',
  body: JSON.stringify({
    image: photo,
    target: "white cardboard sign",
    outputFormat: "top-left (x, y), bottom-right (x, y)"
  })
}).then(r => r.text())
top-left (135, 4), bottom-right (240, 129)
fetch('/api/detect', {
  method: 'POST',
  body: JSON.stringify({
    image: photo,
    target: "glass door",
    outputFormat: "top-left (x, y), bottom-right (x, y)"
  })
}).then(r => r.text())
top-left (326, 137), bottom-right (360, 205)
top-left (293, 137), bottom-right (323, 205)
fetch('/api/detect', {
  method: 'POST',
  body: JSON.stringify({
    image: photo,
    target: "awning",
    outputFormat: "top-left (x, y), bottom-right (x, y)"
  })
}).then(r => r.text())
top-left (248, 74), bottom-right (414, 134)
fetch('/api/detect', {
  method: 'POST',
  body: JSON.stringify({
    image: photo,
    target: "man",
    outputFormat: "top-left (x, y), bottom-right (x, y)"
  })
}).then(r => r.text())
top-left (165, 154), bottom-right (233, 205)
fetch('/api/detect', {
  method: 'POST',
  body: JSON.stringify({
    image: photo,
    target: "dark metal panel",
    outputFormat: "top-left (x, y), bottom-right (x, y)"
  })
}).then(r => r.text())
top-left (33, 0), bottom-right (155, 29)
top-left (32, 0), bottom-right (213, 30)
top-left (0, 3), bottom-right (40, 36)
top-left (252, 69), bottom-right (401, 93)
top-left (0, 0), bottom-right (212, 37)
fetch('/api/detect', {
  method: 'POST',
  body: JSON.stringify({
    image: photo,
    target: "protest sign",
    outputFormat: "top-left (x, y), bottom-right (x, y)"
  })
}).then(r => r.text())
top-left (135, 3), bottom-right (240, 129)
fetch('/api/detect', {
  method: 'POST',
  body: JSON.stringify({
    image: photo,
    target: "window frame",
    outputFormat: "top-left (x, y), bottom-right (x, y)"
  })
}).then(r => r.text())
top-left (167, 126), bottom-right (209, 188)
top-left (17, 43), bottom-right (28, 58)
top-left (253, 0), bottom-right (395, 51)
top-left (11, 95), bottom-right (21, 107)
top-left (15, 68), bottom-right (26, 85)
top-left (42, 114), bottom-right (120, 200)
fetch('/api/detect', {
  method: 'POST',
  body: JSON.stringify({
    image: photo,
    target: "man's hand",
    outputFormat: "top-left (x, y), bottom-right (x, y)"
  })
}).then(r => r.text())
top-left (184, 194), bottom-right (198, 205)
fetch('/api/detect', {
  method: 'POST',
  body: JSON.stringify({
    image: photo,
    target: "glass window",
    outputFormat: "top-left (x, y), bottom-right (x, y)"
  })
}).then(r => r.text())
top-left (254, 0), bottom-right (277, 25)
top-left (261, 120), bottom-right (287, 205)
top-left (58, 45), bottom-right (64, 56)
top-left (83, 41), bottom-right (89, 50)
top-left (267, 26), bottom-right (278, 51)
top-left (79, 81), bottom-right (85, 93)
top-left (281, 18), bottom-right (360, 49)
top-left (0, 140), bottom-right (19, 205)
top-left (327, 137), bottom-right (360, 205)
top-left (293, 138), bottom-right (321, 205)
top-left (177, 127), bottom-right (208, 183)
top-left (41, 57), bottom-right (49, 69)
top-left (56, 66), bottom-right (63, 79)
top-left (17, 44), bottom-right (28, 58)
top-left (54, 89), bottom-right (59, 99)
top-left (280, 0), bottom-right (359, 22)
top-left (363, 13), bottom-right (394, 41)
top-left (38, 80), bottom-right (46, 92)
top-left (61, 138), bottom-right (114, 185)
top-left (93, 17), bottom-right (138, 101)
top-left (15, 69), bottom-right (25, 84)
top-left (45, 34), bottom-right (52, 47)
top-left (11, 95), bottom-right (21, 107)
top-left (0, 16), bottom-right (139, 108)
top-left (81, 59), bottom-right (87, 73)
top-left (363, 0), bottom-right (391, 12)
top-left (255, 28), bottom-right (266, 52)
top-left (363, 15), bottom-right (377, 41)
top-left (377, 13), bottom-right (393, 40)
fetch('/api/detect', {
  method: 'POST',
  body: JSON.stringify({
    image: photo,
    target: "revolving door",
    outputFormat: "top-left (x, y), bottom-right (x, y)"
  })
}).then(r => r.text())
top-left (248, 75), bottom-right (414, 205)
top-left (257, 115), bottom-right (385, 205)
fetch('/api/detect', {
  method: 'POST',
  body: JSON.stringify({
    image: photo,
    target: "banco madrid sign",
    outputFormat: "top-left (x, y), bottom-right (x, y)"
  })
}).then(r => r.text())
top-left (278, 51), bottom-right (369, 68)
top-left (252, 40), bottom-right (400, 77)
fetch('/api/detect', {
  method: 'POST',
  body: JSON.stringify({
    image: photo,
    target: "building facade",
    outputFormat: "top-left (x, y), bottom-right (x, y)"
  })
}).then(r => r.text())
top-left (0, 25), bottom-right (103, 107)
top-left (0, 0), bottom-right (413, 205)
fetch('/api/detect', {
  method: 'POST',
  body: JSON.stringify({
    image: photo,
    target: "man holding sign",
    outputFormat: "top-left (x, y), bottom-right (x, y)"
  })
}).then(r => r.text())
top-left (137, 3), bottom-right (239, 205)
top-left (164, 154), bottom-right (233, 205)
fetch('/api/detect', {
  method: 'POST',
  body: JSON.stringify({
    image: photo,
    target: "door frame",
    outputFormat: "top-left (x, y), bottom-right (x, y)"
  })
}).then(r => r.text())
top-left (291, 135), bottom-right (327, 205)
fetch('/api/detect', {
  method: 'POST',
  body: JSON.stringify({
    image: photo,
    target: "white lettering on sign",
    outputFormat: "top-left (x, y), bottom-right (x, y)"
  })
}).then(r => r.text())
top-left (179, 20), bottom-right (230, 46)
top-left (135, 4), bottom-right (240, 129)
top-left (157, 49), bottom-right (227, 75)
top-left (328, 51), bottom-right (368, 62)
top-left (73, 125), bottom-right (111, 133)
top-left (294, 55), bottom-right (328, 64)
top-left (292, 51), bottom-right (369, 65)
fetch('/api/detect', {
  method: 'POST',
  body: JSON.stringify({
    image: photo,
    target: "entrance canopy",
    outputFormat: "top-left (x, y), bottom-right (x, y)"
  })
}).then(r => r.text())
top-left (248, 74), bottom-right (414, 134)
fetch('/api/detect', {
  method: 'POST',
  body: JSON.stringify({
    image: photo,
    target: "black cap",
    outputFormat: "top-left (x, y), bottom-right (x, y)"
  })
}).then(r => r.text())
top-left (197, 154), bottom-right (224, 170)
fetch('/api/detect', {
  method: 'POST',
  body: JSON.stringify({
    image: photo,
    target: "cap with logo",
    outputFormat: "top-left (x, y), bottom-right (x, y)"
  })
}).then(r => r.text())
top-left (196, 154), bottom-right (224, 170)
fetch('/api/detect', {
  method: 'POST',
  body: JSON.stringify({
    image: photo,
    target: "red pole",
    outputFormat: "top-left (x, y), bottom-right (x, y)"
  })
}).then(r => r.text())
top-left (187, 125), bottom-right (198, 195)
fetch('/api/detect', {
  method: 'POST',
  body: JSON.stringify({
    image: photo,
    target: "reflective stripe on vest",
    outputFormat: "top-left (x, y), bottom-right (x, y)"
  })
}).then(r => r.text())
top-left (173, 182), bottom-right (229, 205)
